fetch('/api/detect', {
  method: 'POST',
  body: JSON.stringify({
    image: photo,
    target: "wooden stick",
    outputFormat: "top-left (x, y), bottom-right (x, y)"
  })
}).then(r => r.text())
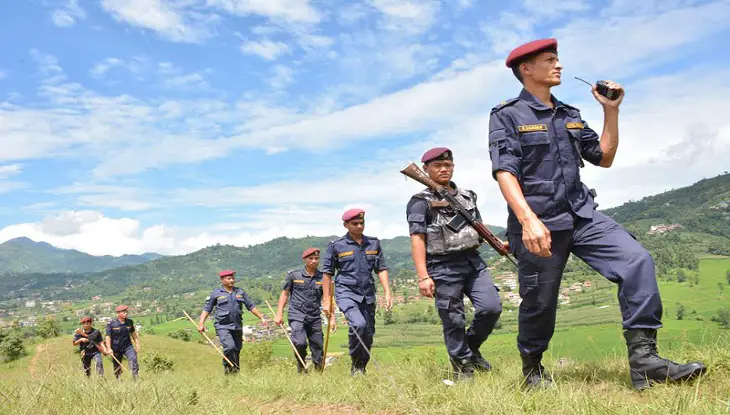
top-left (264, 300), bottom-right (307, 369)
top-left (182, 310), bottom-right (236, 369)
top-left (321, 281), bottom-right (335, 373)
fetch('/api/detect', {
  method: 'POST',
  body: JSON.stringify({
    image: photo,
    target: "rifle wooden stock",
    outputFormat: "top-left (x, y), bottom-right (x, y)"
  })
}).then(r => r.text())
top-left (400, 162), bottom-right (516, 266)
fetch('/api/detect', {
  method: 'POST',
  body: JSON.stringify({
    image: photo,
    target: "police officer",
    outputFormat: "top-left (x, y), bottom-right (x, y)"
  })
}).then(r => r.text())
top-left (198, 269), bottom-right (268, 374)
top-left (321, 209), bottom-right (394, 376)
top-left (406, 147), bottom-right (503, 381)
top-left (105, 305), bottom-right (140, 379)
top-left (274, 248), bottom-right (337, 373)
top-left (488, 38), bottom-right (706, 390)
top-left (73, 316), bottom-right (108, 377)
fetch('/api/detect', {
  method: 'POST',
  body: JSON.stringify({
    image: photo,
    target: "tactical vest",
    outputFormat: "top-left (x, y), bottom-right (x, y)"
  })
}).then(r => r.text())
top-left (413, 188), bottom-right (481, 255)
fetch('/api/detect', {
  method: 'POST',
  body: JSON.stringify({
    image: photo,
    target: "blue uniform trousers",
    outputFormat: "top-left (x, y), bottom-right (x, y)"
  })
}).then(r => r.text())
top-left (290, 317), bottom-right (324, 365)
top-left (336, 296), bottom-right (375, 365)
top-left (434, 267), bottom-right (502, 361)
top-left (217, 328), bottom-right (243, 373)
top-left (81, 352), bottom-right (104, 377)
top-left (508, 211), bottom-right (662, 356)
top-left (112, 345), bottom-right (139, 379)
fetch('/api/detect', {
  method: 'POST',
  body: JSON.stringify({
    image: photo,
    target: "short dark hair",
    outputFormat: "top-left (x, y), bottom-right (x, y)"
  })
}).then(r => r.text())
top-left (511, 48), bottom-right (558, 84)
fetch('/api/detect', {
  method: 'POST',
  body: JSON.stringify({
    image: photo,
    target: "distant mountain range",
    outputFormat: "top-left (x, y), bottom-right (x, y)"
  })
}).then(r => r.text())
top-left (0, 237), bottom-right (163, 274)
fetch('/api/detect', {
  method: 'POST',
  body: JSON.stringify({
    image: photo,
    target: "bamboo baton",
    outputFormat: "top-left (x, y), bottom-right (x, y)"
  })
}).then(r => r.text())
top-left (264, 300), bottom-right (307, 369)
top-left (320, 281), bottom-right (335, 373)
top-left (182, 310), bottom-right (237, 369)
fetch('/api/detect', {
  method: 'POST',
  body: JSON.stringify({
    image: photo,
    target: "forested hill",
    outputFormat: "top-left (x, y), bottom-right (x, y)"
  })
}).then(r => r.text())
top-left (602, 172), bottom-right (730, 240)
top-left (0, 237), bottom-right (163, 274)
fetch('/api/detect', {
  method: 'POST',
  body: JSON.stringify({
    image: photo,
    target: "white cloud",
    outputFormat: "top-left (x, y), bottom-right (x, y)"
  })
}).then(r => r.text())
top-left (207, 0), bottom-right (321, 24)
top-left (368, 0), bottom-right (440, 33)
top-left (100, 0), bottom-right (217, 43)
top-left (268, 65), bottom-right (294, 89)
top-left (240, 38), bottom-right (291, 60)
top-left (0, 164), bottom-right (22, 179)
top-left (90, 58), bottom-right (123, 78)
top-left (51, 0), bottom-right (87, 28)
top-left (51, 183), bottom-right (159, 211)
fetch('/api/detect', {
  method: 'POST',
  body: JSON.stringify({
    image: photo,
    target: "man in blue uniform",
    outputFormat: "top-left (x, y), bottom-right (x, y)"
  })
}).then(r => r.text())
top-left (488, 38), bottom-right (706, 390)
top-left (322, 208), bottom-right (394, 376)
top-left (406, 147), bottom-right (503, 381)
top-left (198, 269), bottom-right (268, 374)
top-left (105, 305), bottom-right (140, 379)
top-left (73, 316), bottom-right (108, 377)
top-left (274, 247), bottom-right (337, 373)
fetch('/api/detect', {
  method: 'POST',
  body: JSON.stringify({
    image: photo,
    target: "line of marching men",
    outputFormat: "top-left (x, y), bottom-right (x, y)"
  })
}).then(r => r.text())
top-left (73, 37), bottom-right (707, 391)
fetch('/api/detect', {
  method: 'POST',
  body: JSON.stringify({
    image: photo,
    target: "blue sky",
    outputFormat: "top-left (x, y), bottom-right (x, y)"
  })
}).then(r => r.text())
top-left (0, 0), bottom-right (729, 256)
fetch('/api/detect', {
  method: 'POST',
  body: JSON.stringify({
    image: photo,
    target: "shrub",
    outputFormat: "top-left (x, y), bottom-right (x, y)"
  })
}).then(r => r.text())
top-left (0, 330), bottom-right (27, 362)
top-left (142, 351), bottom-right (175, 372)
top-left (239, 341), bottom-right (273, 370)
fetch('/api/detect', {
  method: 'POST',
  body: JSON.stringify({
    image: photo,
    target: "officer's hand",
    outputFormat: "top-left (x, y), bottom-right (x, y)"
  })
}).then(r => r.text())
top-left (385, 291), bottom-right (394, 311)
top-left (135, 344), bottom-right (141, 352)
top-left (79, 338), bottom-right (89, 343)
top-left (329, 316), bottom-right (337, 333)
top-left (418, 277), bottom-right (435, 298)
top-left (593, 80), bottom-right (624, 108)
top-left (522, 216), bottom-right (552, 257)
top-left (322, 300), bottom-right (331, 318)
top-left (197, 324), bottom-right (205, 333)
top-left (261, 318), bottom-right (269, 328)
top-left (274, 315), bottom-right (283, 327)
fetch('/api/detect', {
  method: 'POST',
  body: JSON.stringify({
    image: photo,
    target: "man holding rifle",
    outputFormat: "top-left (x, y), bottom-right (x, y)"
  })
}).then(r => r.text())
top-left (274, 248), bottom-right (337, 373)
top-left (487, 38), bottom-right (706, 390)
top-left (405, 147), bottom-right (503, 381)
top-left (73, 315), bottom-right (109, 377)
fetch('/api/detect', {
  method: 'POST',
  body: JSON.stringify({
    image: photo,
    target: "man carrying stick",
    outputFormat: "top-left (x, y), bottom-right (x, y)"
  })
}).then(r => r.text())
top-left (105, 305), bottom-right (140, 380)
top-left (274, 248), bottom-right (337, 373)
top-left (198, 270), bottom-right (268, 375)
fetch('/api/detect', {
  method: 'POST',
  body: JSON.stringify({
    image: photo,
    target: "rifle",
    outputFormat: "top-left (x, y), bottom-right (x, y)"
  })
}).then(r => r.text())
top-left (400, 162), bottom-right (517, 267)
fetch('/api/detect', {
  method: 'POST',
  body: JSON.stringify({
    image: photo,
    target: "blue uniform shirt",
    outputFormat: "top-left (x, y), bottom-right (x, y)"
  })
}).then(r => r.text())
top-left (282, 267), bottom-right (323, 322)
top-left (106, 318), bottom-right (135, 352)
top-left (73, 328), bottom-right (103, 355)
top-left (321, 234), bottom-right (388, 304)
top-left (203, 287), bottom-right (256, 330)
top-left (488, 88), bottom-right (604, 234)
top-left (406, 188), bottom-right (487, 282)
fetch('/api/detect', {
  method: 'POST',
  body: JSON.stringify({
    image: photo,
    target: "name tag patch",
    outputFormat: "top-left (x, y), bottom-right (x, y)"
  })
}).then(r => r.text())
top-left (517, 124), bottom-right (547, 133)
top-left (365, 250), bottom-right (379, 255)
top-left (293, 279), bottom-right (305, 283)
top-left (566, 122), bottom-right (584, 129)
top-left (338, 251), bottom-right (354, 258)
top-left (315, 281), bottom-right (323, 285)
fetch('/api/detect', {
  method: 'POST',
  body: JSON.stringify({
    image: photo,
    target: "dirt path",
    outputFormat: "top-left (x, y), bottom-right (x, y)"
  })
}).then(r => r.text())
top-left (28, 344), bottom-right (48, 378)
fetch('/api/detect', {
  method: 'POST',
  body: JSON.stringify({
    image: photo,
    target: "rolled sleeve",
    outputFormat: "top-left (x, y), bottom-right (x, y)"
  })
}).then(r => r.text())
top-left (281, 273), bottom-right (294, 292)
top-left (406, 197), bottom-right (428, 235)
top-left (321, 242), bottom-right (336, 275)
top-left (242, 291), bottom-right (256, 311)
top-left (488, 111), bottom-right (521, 180)
top-left (376, 243), bottom-right (389, 272)
top-left (202, 292), bottom-right (216, 313)
top-left (579, 120), bottom-right (603, 166)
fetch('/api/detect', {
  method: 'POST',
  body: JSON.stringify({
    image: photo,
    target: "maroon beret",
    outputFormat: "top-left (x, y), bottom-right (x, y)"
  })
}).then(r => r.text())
top-left (302, 247), bottom-right (320, 259)
top-left (506, 38), bottom-right (558, 68)
top-left (80, 316), bottom-right (92, 323)
top-left (115, 305), bottom-right (128, 312)
top-left (421, 147), bottom-right (452, 163)
top-left (342, 208), bottom-right (365, 222)
top-left (219, 269), bottom-right (236, 278)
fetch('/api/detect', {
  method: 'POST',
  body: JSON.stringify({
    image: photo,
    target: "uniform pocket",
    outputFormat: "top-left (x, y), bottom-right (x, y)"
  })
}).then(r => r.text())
top-left (518, 273), bottom-right (539, 301)
top-left (522, 181), bottom-right (555, 217)
top-left (519, 132), bottom-right (551, 161)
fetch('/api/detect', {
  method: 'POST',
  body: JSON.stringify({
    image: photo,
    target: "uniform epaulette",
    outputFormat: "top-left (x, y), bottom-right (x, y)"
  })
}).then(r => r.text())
top-left (287, 269), bottom-right (297, 275)
top-left (490, 98), bottom-right (518, 113)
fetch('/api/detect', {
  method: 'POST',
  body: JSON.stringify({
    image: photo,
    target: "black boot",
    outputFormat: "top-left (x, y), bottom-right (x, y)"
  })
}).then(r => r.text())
top-left (521, 354), bottom-right (552, 390)
top-left (468, 339), bottom-right (492, 372)
top-left (451, 357), bottom-right (475, 381)
top-left (350, 357), bottom-right (366, 377)
top-left (312, 361), bottom-right (323, 372)
top-left (295, 347), bottom-right (308, 374)
top-left (624, 329), bottom-right (706, 390)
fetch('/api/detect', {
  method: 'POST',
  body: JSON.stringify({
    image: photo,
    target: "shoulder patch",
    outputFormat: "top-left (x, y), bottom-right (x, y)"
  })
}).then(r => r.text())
top-left (491, 98), bottom-right (518, 113)
top-left (338, 250), bottom-right (354, 258)
top-left (205, 296), bottom-right (211, 301)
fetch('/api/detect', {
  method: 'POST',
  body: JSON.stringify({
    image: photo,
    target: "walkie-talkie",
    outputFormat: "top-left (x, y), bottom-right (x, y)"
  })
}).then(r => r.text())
top-left (574, 77), bottom-right (620, 100)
